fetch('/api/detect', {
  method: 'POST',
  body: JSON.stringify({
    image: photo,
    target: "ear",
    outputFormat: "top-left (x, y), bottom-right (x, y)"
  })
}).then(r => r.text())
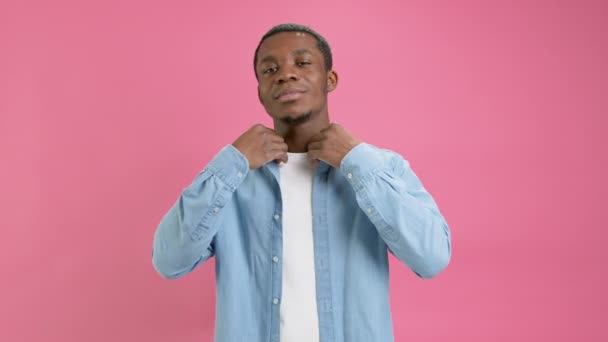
top-left (326, 70), bottom-right (338, 93)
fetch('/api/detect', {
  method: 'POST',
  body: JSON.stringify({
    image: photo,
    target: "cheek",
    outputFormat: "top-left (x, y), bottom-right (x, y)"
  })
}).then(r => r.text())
top-left (313, 75), bottom-right (328, 93)
top-left (315, 81), bottom-right (328, 96)
top-left (259, 87), bottom-right (272, 104)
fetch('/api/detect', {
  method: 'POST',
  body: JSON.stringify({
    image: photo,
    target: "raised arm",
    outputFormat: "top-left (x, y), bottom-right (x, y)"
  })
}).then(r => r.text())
top-left (340, 143), bottom-right (452, 278)
top-left (152, 124), bottom-right (288, 279)
top-left (152, 145), bottom-right (248, 279)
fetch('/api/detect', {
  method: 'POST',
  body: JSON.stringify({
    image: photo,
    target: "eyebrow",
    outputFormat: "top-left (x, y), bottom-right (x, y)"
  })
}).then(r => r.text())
top-left (258, 48), bottom-right (315, 66)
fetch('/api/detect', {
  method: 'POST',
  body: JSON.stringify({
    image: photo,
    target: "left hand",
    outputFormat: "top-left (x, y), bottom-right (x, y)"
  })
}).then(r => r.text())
top-left (307, 123), bottom-right (362, 168)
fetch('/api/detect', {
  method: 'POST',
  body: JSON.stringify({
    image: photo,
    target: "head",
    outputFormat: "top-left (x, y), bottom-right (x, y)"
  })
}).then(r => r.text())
top-left (254, 23), bottom-right (338, 126)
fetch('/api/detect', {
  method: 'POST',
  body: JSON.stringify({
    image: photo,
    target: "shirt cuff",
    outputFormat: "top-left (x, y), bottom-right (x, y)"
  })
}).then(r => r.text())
top-left (339, 143), bottom-right (384, 191)
top-left (205, 144), bottom-right (249, 191)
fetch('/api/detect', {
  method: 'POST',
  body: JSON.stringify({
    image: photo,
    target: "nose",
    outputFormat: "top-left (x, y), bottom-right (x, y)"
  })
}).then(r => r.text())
top-left (276, 64), bottom-right (299, 84)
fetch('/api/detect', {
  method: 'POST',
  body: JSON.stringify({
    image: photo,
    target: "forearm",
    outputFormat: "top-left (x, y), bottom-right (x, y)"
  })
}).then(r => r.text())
top-left (152, 144), bottom-right (249, 279)
top-left (341, 143), bottom-right (452, 278)
top-left (152, 198), bottom-right (217, 279)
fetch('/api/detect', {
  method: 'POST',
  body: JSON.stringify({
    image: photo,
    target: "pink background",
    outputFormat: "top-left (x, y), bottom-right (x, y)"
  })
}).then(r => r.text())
top-left (1, 0), bottom-right (607, 341)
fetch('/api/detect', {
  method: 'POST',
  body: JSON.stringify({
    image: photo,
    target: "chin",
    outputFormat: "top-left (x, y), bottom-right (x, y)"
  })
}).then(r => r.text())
top-left (280, 111), bottom-right (313, 125)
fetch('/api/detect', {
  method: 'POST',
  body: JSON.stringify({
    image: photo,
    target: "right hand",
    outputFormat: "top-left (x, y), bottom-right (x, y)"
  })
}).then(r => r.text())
top-left (232, 124), bottom-right (288, 169)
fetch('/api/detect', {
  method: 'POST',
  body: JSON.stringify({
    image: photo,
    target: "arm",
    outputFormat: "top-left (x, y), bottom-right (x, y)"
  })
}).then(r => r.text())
top-left (152, 145), bottom-right (249, 279)
top-left (340, 143), bottom-right (452, 278)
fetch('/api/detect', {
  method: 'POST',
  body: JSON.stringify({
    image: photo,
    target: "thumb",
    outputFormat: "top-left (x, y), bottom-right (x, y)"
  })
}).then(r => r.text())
top-left (274, 152), bottom-right (288, 164)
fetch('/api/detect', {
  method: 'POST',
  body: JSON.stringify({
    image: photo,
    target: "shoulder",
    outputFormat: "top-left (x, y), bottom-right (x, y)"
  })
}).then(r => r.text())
top-left (344, 143), bottom-right (408, 166)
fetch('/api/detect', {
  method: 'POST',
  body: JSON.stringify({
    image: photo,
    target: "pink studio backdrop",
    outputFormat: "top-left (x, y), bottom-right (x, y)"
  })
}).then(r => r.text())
top-left (1, 0), bottom-right (606, 341)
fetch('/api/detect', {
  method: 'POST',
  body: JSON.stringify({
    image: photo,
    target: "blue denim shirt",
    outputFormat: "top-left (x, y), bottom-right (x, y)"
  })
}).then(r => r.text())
top-left (152, 143), bottom-right (451, 342)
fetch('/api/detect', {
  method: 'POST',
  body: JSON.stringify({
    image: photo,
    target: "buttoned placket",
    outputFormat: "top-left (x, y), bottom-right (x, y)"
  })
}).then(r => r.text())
top-left (311, 163), bottom-right (335, 341)
top-left (266, 161), bottom-right (337, 342)
top-left (267, 163), bottom-right (283, 342)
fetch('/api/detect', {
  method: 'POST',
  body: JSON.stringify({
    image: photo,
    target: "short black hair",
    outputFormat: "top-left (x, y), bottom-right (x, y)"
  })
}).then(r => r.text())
top-left (253, 23), bottom-right (333, 79)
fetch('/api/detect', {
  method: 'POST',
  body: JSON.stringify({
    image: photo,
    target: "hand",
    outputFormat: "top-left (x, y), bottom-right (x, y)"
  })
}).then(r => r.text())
top-left (307, 123), bottom-right (361, 168)
top-left (232, 124), bottom-right (288, 169)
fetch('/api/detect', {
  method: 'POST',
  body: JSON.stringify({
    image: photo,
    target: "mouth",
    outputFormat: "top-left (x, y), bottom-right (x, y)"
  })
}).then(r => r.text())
top-left (274, 88), bottom-right (306, 103)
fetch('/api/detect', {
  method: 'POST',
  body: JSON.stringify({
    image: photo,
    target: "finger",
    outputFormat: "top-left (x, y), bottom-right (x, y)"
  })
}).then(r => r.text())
top-left (252, 124), bottom-right (274, 134)
top-left (279, 153), bottom-right (288, 163)
top-left (258, 125), bottom-right (282, 135)
top-left (263, 132), bottom-right (286, 143)
top-left (320, 123), bottom-right (338, 133)
top-left (262, 135), bottom-right (285, 150)
top-left (261, 138), bottom-right (288, 151)
top-left (308, 132), bottom-right (326, 143)
top-left (264, 142), bottom-right (287, 156)
top-left (269, 141), bottom-right (288, 152)
top-left (269, 150), bottom-right (288, 163)
top-left (254, 124), bottom-right (275, 134)
top-left (307, 148), bottom-right (321, 161)
top-left (307, 141), bottom-right (322, 151)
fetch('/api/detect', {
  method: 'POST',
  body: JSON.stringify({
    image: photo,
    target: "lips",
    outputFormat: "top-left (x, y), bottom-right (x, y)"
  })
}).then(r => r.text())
top-left (274, 88), bottom-right (306, 102)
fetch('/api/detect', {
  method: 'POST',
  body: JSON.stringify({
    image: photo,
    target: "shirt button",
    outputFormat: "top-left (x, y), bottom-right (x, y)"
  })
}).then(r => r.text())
top-left (347, 173), bottom-right (353, 179)
top-left (272, 256), bottom-right (279, 263)
top-left (274, 214), bottom-right (280, 221)
top-left (237, 172), bottom-right (243, 178)
top-left (272, 298), bottom-right (279, 305)
top-left (367, 208), bottom-right (372, 213)
top-left (213, 207), bottom-right (219, 213)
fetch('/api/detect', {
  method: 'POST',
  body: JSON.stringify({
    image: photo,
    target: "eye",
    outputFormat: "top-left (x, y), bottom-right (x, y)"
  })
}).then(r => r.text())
top-left (297, 60), bottom-right (311, 66)
top-left (263, 66), bottom-right (278, 74)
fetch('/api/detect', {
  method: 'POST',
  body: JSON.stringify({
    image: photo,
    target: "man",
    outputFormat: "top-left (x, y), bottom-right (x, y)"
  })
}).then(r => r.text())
top-left (153, 23), bottom-right (451, 342)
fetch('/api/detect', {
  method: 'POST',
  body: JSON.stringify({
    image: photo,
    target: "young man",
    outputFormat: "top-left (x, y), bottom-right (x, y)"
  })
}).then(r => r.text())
top-left (153, 23), bottom-right (451, 342)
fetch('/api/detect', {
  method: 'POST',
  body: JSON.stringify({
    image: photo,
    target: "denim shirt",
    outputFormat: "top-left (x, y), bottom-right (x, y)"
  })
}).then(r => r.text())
top-left (152, 143), bottom-right (451, 342)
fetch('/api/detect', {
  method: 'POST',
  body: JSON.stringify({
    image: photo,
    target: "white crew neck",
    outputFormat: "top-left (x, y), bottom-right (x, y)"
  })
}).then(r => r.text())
top-left (287, 152), bottom-right (308, 160)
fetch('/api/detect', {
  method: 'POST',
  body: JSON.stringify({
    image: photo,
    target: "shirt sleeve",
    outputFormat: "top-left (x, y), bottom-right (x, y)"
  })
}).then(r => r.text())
top-left (152, 144), bottom-right (249, 279)
top-left (340, 143), bottom-right (452, 278)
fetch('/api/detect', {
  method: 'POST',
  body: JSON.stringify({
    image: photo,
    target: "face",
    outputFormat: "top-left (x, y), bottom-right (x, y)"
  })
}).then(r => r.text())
top-left (255, 31), bottom-right (337, 125)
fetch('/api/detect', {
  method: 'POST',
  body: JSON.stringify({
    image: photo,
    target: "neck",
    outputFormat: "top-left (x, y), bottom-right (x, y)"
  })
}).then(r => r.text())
top-left (274, 112), bottom-right (330, 153)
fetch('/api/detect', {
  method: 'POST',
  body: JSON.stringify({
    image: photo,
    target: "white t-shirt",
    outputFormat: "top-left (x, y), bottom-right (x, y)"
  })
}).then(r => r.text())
top-left (278, 152), bottom-right (320, 342)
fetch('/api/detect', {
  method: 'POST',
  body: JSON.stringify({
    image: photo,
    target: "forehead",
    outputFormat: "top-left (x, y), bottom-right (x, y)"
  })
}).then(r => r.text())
top-left (256, 31), bottom-right (320, 62)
